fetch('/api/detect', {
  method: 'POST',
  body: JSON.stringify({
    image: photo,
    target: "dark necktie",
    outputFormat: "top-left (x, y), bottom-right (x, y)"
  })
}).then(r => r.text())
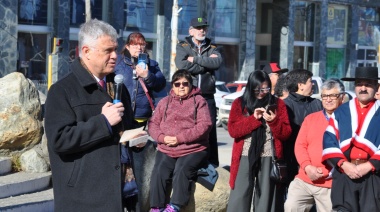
top-left (99, 80), bottom-right (106, 90)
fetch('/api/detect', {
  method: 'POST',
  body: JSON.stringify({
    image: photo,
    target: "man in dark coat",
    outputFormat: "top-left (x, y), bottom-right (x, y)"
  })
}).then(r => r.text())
top-left (45, 19), bottom-right (136, 212)
top-left (175, 17), bottom-right (222, 166)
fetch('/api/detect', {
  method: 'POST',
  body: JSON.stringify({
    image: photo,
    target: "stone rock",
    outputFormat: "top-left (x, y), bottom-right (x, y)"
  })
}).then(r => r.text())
top-left (0, 72), bottom-right (42, 152)
top-left (20, 148), bottom-right (49, 173)
top-left (182, 167), bottom-right (230, 212)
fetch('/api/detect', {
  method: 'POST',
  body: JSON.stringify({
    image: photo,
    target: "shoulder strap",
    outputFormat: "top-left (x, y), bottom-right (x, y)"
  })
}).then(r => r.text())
top-left (138, 78), bottom-right (155, 112)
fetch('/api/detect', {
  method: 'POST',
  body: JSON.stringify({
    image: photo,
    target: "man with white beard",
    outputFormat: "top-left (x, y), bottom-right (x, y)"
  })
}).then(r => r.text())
top-left (175, 17), bottom-right (222, 167)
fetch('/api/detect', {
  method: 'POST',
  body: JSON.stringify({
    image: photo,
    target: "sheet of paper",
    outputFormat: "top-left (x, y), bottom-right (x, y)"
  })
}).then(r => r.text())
top-left (129, 134), bottom-right (149, 147)
top-left (119, 126), bottom-right (146, 143)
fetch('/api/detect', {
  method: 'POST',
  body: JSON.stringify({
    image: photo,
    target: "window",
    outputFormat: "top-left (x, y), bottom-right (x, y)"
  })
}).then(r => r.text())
top-left (17, 32), bottom-right (48, 81)
top-left (294, 2), bottom-right (316, 42)
top-left (215, 0), bottom-right (239, 38)
top-left (124, 0), bottom-right (156, 32)
top-left (358, 7), bottom-right (380, 46)
top-left (178, 0), bottom-right (198, 35)
top-left (70, 0), bottom-right (103, 27)
top-left (327, 5), bottom-right (347, 45)
top-left (18, 0), bottom-right (48, 25)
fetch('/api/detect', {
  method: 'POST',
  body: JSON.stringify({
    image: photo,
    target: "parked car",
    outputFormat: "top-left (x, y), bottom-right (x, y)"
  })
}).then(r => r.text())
top-left (226, 81), bottom-right (247, 93)
top-left (215, 81), bottom-right (231, 127)
top-left (153, 81), bottom-right (230, 127)
top-left (218, 76), bottom-right (324, 130)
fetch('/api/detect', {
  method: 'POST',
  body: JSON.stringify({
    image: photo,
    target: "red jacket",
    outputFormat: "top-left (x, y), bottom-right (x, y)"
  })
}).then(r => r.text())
top-left (228, 97), bottom-right (291, 189)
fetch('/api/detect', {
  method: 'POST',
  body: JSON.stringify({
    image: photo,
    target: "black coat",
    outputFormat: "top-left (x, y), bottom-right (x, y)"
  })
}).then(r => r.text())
top-left (45, 59), bottom-right (135, 212)
top-left (283, 92), bottom-right (323, 182)
top-left (175, 36), bottom-right (222, 95)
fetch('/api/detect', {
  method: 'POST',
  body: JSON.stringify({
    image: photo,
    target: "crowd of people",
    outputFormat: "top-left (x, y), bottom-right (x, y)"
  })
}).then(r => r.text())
top-left (44, 18), bottom-right (380, 212)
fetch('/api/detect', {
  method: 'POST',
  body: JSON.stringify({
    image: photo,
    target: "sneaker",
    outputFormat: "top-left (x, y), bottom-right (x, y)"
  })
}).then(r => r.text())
top-left (163, 204), bottom-right (179, 212)
top-left (150, 207), bottom-right (161, 212)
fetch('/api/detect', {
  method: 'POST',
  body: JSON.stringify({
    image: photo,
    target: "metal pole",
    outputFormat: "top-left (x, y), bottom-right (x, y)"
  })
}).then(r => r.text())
top-left (170, 0), bottom-right (181, 79)
top-left (85, 0), bottom-right (91, 22)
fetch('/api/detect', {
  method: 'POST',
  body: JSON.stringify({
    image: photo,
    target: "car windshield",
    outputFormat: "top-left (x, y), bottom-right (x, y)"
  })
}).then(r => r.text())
top-left (216, 84), bottom-right (230, 92)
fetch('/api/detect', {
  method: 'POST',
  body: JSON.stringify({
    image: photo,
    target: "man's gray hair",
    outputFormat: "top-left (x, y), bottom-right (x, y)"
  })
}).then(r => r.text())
top-left (321, 79), bottom-right (345, 93)
top-left (78, 19), bottom-right (118, 57)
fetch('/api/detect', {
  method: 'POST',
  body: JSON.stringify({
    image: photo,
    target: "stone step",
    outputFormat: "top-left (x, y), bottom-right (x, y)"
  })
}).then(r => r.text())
top-left (0, 157), bottom-right (12, 175)
top-left (0, 188), bottom-right (54, 212)
top-left (0, 171), bottom-right (51, 199)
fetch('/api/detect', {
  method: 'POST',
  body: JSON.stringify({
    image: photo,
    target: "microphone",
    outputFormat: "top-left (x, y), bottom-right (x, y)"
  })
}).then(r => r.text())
top-left (113, 74), bottom-right (124, 104)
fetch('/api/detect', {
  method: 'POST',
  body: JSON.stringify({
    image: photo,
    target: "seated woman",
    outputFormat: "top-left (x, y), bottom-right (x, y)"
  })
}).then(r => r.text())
top-left (148, 69), bottom-right (212, 212)
top-left (227, 70), bottom-right (291, 212)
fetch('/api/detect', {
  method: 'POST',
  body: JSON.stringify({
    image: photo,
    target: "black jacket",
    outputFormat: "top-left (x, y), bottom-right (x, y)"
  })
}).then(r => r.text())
top-left (283, 92), bottom-right (323, 182)
top-left (175, 36), bottom-right (222, 96)
top-left (45, 58), bottom-right (136, 212)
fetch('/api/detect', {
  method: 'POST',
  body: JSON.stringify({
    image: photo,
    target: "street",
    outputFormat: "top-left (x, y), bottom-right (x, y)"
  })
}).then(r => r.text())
top-left (217, 127), bottom-right (233, 167)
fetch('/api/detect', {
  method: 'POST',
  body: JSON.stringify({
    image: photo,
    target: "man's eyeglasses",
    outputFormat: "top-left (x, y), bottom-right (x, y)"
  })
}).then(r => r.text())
top-left (254, 88), bottom-right (271, 94)
top-left (174, 82), bottom-right (189, 87)
top-left (321, 93), bottom-right (342, 100)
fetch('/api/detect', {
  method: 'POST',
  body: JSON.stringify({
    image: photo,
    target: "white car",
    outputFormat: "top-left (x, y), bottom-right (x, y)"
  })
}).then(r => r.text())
top-left (218, 76), bottom-right (325, 130)
top-left (215, 81), bottom-right (231, 127)
top-left (218, 88), bottom-right (245, 130)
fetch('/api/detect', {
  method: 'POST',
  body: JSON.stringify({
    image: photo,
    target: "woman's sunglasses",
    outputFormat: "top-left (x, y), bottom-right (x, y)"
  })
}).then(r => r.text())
top-left (174, 82), bottom-right (189, 87)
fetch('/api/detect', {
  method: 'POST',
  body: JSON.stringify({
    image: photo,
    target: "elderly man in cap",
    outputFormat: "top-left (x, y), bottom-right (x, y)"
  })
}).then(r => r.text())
top-left (322, 67), bottom-right (380, 211)
top-left (175, 17), bottom-right (222, 166)
top-left (263, 63), bottom-right (288, 95)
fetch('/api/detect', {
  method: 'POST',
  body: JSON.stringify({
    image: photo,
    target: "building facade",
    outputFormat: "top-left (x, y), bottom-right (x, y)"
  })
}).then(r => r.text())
top-left (1, 0), bottom-right (380, 89)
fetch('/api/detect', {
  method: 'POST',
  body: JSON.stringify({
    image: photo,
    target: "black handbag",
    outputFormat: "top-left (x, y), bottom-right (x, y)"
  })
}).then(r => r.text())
top-left (269, 132), bottom-right (288, 183)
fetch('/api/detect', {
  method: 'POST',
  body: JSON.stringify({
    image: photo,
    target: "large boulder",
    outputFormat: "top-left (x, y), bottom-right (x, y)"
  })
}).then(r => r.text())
top-left (0, 72), bottom-right (42, 154)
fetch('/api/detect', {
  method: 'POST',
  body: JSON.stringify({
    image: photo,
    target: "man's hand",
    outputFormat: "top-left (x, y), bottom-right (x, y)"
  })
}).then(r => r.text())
top-left (101, 102), bottom-right (124, 126)
top-left (341, 161), bottom-right (361, 179)
top-left (210, 54), bottom-right (218, 58)
top-left (356, 162), bottom-right (373, 177)
top-left (187, 56), bottom-right (194, 63)
top-left (164, 136), bottom-right (178, 147)
top-left (304, 165), bottom-right (324, 181)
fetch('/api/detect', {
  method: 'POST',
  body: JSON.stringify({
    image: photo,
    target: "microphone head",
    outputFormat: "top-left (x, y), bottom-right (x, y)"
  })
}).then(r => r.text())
top-left (114, 74), bottom-right (124, 84)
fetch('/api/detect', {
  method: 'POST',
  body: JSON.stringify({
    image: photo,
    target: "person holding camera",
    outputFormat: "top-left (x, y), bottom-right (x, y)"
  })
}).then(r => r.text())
top-left (227, 70), bottom-right (291, 212)
top-left (115, 32), bottom-right (166, 127)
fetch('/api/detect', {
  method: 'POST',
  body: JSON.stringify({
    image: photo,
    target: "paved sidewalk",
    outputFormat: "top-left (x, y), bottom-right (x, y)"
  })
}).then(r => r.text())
top-left (217, 127), bottom-right (233, 168)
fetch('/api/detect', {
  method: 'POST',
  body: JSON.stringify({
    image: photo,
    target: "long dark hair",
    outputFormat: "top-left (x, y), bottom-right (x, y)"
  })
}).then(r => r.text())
top-left (241, 70), bottom-right (274, 115)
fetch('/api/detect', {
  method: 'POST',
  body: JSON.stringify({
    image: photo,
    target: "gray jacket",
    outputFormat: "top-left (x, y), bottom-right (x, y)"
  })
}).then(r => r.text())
top-left (175, 36), bottom-right (222, 96)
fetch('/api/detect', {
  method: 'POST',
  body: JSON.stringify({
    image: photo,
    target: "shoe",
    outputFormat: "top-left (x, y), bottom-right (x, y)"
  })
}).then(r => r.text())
top-left (163, 204), bottom-right (179, 212)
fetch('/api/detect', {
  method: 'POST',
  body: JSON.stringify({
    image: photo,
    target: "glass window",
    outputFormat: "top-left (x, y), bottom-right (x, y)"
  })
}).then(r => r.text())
top-left (178, 0), bottom-right (198, 35)
top-left (18, 0), bottom-right (48, 25)
top-left (124, 0), bottom-right (156, 32)
top-left (17, 33), bottom-right (48, 80)
top-left (358, 7), bottom-right (380, 46)
top-left (215, 0), bottom-right (239, 37)
top-left (294, 2), bottom-right (316, 42)
top-left (71, 0), bottom-right (103, 27)
top-left (293, 46), bottom-right (314, 70)
top-left (215, 44), bottom-right (239, 82)
top-left (327, 5), bottom-right (348, 45)
top-left (326, 48), bottom-right (346, 79)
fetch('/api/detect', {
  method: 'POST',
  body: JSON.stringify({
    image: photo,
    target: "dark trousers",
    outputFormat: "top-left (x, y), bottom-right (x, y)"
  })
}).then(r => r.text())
top-left (204, 97), bottom-right (219, 166)
top-left (331, 170), bottom-right (380, 212)
top-left (150, 150), bottom-right (208, 207)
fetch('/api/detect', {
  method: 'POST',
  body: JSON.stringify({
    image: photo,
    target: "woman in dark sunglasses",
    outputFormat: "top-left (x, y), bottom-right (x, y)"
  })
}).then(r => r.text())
top-left (148, 69), bottom-right (212, 212)
top-left (227, 70), bottom-right (292, 212)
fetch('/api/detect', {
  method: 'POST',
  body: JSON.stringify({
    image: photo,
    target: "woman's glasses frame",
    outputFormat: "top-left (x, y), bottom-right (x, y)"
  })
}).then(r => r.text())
top-left (174, 82), bottom-right (189, 87)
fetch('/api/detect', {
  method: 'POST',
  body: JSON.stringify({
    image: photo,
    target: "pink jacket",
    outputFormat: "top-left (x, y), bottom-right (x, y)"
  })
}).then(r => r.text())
top-left (148, 87), bottom-right (212, 158)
